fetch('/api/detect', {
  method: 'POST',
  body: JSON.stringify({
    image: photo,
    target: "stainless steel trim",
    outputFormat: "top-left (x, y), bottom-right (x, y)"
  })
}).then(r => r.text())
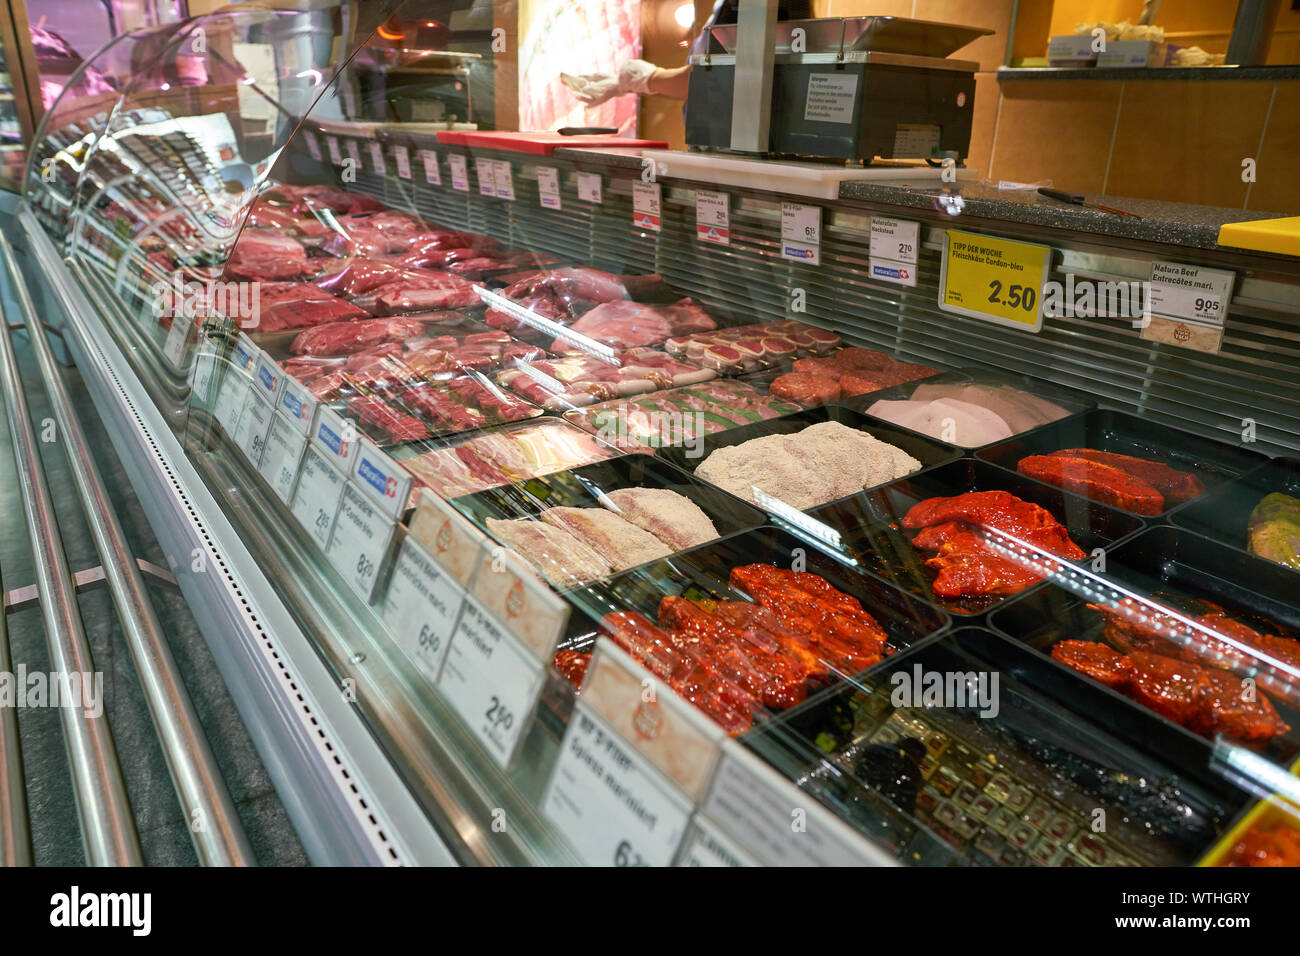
top-left (0, 248), bottom-right (142, 867)
top-left (0, 561), bottom-right (31, 866)
top-left (729, 0), bottom-right (778, 154)
top-left (1, 235), bottom-right (256, 868)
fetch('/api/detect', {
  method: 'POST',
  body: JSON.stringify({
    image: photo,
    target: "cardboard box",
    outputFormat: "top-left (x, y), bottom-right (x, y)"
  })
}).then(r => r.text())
top-left (1048, 34), bottom-right (1098, 68)
top-left (1098, 39), bottom-right (1167, 68)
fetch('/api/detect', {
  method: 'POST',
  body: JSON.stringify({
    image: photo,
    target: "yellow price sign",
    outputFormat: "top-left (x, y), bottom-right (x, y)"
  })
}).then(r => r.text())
top-left (939, 229), bottom-right (1053, 331)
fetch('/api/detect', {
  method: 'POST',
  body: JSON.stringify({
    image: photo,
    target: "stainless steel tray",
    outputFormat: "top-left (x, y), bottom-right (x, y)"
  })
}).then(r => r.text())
top-left (710, 16), bottom-right (991, 58)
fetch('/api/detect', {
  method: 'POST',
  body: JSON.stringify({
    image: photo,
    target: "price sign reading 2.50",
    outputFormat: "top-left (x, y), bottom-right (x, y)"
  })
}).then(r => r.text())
top-left (939, 229), bottom-right (1052, 332)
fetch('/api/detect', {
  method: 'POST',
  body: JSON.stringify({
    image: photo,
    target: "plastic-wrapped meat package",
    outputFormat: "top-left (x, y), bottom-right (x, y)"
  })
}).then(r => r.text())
top-left (495, 349), bottom-right (715, 410)
top-left (224, 231), bottom-right (315, 282)
top-left (289, 316), bottom-right (430, 357)
top-left (403, 329), bottom-right (544, 378)
top-left (404, 231), bottom-right (500, 254)
top-left (319, 211), bottom-right (430, 257)
top-left (255, 282), bottom-right (370, 332)
top-left (553, 298), bottom-right (717, 351)
top-left (567, 380), bottom-right (800, 450)
top-left (349, 396), bottom-right (431, 442)
top-left (482, 267), bottom-right (649, 331)
top-left (311, 257), bottom-right (478, 313)
top-left (664, 320), bottom-right (841, 374)
top-left (399, 419), bottom-right (624, 498)
top-left (769, 347), bottom-right (941, 406)
top-left (261, 184), bottom-right (384, 215)
top-left (245, 200), bottom-right (329, 237)
top-left (396, 375), bottom-right (542, 436)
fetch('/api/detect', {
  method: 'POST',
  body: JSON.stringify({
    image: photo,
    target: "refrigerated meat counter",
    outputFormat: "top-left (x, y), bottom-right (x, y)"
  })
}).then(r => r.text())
top-left (12, 1), bottom-right (1300, 867)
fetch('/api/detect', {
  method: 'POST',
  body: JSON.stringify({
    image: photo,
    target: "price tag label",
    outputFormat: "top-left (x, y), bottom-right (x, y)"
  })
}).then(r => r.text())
top-left (417, 148), bottom-right (439, 184)
top-left (780, 202), bottom-right (821, 265)
top-left (352, 438), bottom-right (412, 519)
top-left (493, 160), bottom-right (516, 201)
top-left (277, 373), bottom-right (318, 436)
top-left (1140, 261), bottom-right (1235, 354)
top-left (537, 166), bottom-right (561, 209)
top-left (632, 181), bottom-right (661, 231)
top-left (190, 338), bottom-right (218, 404)
top-left (448, 153), bottom-right (469, 191)
top-left (257, 413), bottom-right (306, 504)
top-left (230, 333), bottom-right (259, 375)
top-left (326, 136), bottom-right (343, 165)
top-left (868, 216), bottom-right (920, 287)
top-left (162, 315), bottom-right (189, 365)
top-left (407, 489), bottom-right (487, 585)
top-left (939, 229), bottom-right (1052, 331)
top-left (252, 356), bottom-right (283, 405)
top-left (304, 131), bottom-right (322, 161)
top-left (290, 445), bottom-right (347, 550)
top-left (393, 144), bottom-right (412, 179)
top-left (240, 394), bottom-right (275, 468)
top-left (702, 742), bottom-right (893, 867)
top-left (676, 815), bottom-right (758, 867)
top-left (577, 171), bottom-right (602, 204)
top-left (326, 483), bottom-right (395, 601)
top-left (345, 138), bottom-right (362, 168)
top-left (437, 594), bottom-right (543, 766)
top-left (476, 157), bottom-right (496, 197)
top-left (381, 535), bottom-right (464, 684)
top-left (310, 404), bottom-right (357, 471)
top-left (213, 360), bottom-right (251, 435)
top-left (469, 543), bottom-right (568, 662)
top-left (368, 141), bottom-right (387, 175)
top-left (695, 190), bottom-right (730, 245)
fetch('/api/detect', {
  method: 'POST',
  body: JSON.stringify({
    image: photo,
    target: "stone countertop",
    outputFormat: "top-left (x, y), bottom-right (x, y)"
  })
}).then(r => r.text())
top-left (997, 65), bottom-right (1300, 82)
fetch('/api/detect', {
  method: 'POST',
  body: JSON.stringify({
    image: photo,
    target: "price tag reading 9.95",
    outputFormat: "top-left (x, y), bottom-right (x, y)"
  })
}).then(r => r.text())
top-left (939, 229), bottom-right (1052, 332)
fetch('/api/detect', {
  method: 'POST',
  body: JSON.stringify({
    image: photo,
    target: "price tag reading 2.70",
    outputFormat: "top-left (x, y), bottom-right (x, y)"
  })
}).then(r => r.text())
top-left (939, 229), bottom-right (1052, 332)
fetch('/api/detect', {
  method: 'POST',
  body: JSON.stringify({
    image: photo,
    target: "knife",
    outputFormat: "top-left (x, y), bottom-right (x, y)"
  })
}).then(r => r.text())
top-left (557, 126), bottom-right (619, 135)
top-left (1038, 187), bottom-right (1142, 219)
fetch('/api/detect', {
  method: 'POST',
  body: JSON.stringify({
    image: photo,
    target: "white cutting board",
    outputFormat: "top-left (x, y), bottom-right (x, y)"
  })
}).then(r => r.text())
top-left (640, 149), bottom-right (978, 200)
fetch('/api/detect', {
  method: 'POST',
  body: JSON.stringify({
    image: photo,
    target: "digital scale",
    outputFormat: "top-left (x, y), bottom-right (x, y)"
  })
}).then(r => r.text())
top-left (685, 16), bottom-right (990, 164)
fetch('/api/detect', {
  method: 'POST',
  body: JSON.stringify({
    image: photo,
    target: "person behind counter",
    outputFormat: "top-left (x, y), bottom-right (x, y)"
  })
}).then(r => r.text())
top-left (563, 0), bottom-right (812, 105)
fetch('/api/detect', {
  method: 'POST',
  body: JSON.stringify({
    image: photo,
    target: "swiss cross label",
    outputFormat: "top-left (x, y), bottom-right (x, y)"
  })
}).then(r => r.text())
top-left (449, 154), bottom-right (469, 191)
top-left (695, 190), bottom-right (730, 245)
top-left (633, 182), bottom-right (662, 232)
top-left (252, 356), bottom-right (283, 404)
top-left (290, 445), bottom-right (347, 550)
top-left (257, 413), bottom-right (306, 505)
top-left (393, 144), bottom-right (412, 179)
top-left (368, 141), bottom-right (387, 175)
top-left (380, 535), bottom-right (464, 684)
top-left (781, 203), bottom-right (821, 265)
top-left (476, 157), bottom-right (496, 197)
top-left (869, 216), bottom-right (920, 287)
top-left (577, 171), bottom-right (602, 204)
top-left (351, 438), bottom-right (412, 519)
top-left (310, 405), bottom-right (356, 470)
top-left (420, 148), bottom-right (441, 184)
top-left (326, 482), bottom-right (395, 602)
top-left (493, 160), bottom-right (516, 200)
top-left (277, 373), bottom-right (318, 436)
top-left (537, 166), bottom-right (562, 209)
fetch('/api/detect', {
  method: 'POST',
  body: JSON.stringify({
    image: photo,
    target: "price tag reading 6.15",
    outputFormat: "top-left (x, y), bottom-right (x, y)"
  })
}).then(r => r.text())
top-left (939, 229), bottom-right (1052, 332)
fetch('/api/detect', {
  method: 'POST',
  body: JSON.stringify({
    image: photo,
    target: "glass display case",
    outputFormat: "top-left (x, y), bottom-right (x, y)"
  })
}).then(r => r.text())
top-left (15, 0), bottom-right (1300, 867)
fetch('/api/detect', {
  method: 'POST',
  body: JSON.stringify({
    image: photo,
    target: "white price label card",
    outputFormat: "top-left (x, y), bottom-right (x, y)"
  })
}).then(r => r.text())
top-left (326, 483), bottom-right (395, 602)
top-left (702, 742), bottom-right (894, 867)
top-left (1140, 261), bottom-right (1235, 354)
top-left (290, 445), bottom-right (347, 550)
top-left (781, 202), bottom-right (821, 265)
top-left (407, 489), bottom-right (486, 585)
top-left (326, 136), bottom-right (343, 165)
top-left (381, 535), bottom-right (464, 684)
top-left (190, 338), bottom-right (218, 404)
top-left (676, 814), bottom-right (758, 867)
top-left (448, 153), bottom-right (469, 191)
top-left (345, 139), bottom-right (362, 168)
top-left (368, 141), bottom-right (387, 175)
top-left (468, 543), bottom-right (568, 662)
top-left (162, 315), bottom-right (189, 365)
top-left (352, 438), bottom-right (412, 518)
top-left (868, 216), bottom-right (921, 287)
top-left (632, 181), bottom-right (661, 231)
top-left (437, 593), bottom-right (543, 767)
top-left (577, 171), bottom-right (602, 204)
top-left (695, 190), bottom-right (730, 245)
top-left (277, 374), bottom-right (318, 436)
top-left (230, 332), bottom-right (259, 374)
top-left (310, 405), bottom-right (357, 472)
top-left (257, 413), bottom-right (306, 504)
top-left (476, 157), bottom-right (496, 197)
top-left (393, 144), bottom-right (412, 179)
top-left (537, 166), bottom-right (561, 209)
top-left (213, 362), bottom-right (250, 434)
top-left (252, 356), bottom-right (283, 405)
top-left (493, 159), bottom-right (516, 200)
top-left (239, 394), bottom-right (275, 468)
top-left (418, 148), bottom-right (440, 184)
top-left (304, 131), bottom-right (321, 161)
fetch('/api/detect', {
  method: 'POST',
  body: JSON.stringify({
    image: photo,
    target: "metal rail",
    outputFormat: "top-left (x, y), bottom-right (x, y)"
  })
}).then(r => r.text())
top-left (0, 560), bottom-right (32, 865)
top-left (1, 236), bottom-right (256, 866)
top-left (0, 252), bottom-right (142, 866)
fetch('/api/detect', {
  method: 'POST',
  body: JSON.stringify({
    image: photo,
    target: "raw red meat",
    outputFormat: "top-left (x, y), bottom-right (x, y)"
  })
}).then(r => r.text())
top-left (255, 283), bottom-right (369, 332)
top-left (552, 298), bottom-right (717, 351)
top-left (313, 258), bottom-right (454, 298)
top-left (225, 230), bottom-right (313, 281)
top-left (482, 268), bottom-right (646, 330)
top-left (769, 372), bottom-right (841, 406)
top-left (1018, 454), bottom-right (1165, 515)
top-left (262, 184), bottom-right (384, 215)
top-left (246, 200), bottom-right (329, 237)
top-left (553, 649), bottom-right (592, 688)
top-left (290, 317), bottom-right (428, 357)
top-left (665, 320), bottom-right (839, 373)
top-left (1047, 448), bottom-right (1206, 504)
top-left (902, 491), bottom-right (1086, 560)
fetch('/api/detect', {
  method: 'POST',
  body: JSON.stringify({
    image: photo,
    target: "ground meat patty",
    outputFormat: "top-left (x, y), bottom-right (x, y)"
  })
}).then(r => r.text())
top-left (769, 372), bottom-right (842, 406)
top-left (791, 356), bottom-right (842, 376)
top-left (840, 372), bottom-right (892, 397)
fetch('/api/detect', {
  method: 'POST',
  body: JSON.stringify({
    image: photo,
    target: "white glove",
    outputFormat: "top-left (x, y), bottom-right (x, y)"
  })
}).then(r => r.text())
top-left (561, 59), bottom-right (657, 106)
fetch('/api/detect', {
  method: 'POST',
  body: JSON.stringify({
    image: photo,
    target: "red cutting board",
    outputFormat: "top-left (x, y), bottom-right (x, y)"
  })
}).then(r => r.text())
top-left (434, 129), bottom-right (667, 155)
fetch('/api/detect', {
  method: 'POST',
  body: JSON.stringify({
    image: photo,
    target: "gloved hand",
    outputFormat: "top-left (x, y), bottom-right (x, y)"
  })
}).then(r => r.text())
top-left (561, 59), bottom-right (657, 106)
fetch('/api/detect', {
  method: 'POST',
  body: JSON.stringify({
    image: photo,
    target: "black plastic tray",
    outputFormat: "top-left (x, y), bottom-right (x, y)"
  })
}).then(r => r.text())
top-left (1170, 456), bottom-right (1300, 569)
top-left (451, 453), bottom-right (767, 551)
top-left (804, 458), bottom-right (1146, 617)
top-left (656, 404), bottom-right (961, 511)
top-left (977, 408), bottom-right (1267, 517)
top-left (839, 367), bottom-right (1095, 449)
top-left (989, 526), bottom-right (1300, 765)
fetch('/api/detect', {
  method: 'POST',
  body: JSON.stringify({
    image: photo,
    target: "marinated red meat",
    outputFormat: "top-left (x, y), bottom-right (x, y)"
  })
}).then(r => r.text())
top-left (902, 491), bottom-right (1086, 560)
top-left (769, 372), bottom-right (841, 406)
top-left (1050, 640), bottom-right (1132, 691)
top-left (553, 649), bottom-right (592, 689)
top-left (1018, 454), bottom-right (1164, 515)
top-left (1051, 448), bottom-right (1206, 504)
